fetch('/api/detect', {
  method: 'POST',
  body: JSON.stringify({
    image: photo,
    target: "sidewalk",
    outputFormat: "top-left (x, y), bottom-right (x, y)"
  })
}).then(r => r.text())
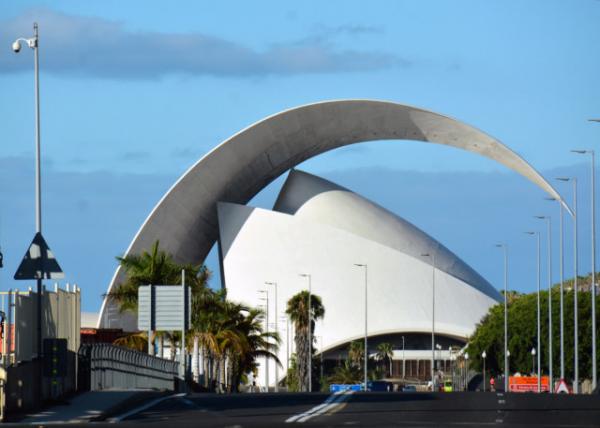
top-left (16, 389), bottom-right (167, 424)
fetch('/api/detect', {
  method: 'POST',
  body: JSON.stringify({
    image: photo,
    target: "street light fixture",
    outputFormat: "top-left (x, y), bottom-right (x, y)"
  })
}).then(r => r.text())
top-left (572, 148), bottom-right (597, 391)
top-left (421, 253), bottom-right (436, 391)
top-left (299, 273), bottom-right (312, 392)
top-left (495, 243), bottom-right (509, 392)
top-left (525, 231), bottom-right (542, 393)
top-left (535, 215), bottom-right (553, 392)
top-left (354, 263), bottom-right (368, 391)
top-left (482, 351), bottom-right (487, 392)
top-left (556, 177), bottom-right (579, 393)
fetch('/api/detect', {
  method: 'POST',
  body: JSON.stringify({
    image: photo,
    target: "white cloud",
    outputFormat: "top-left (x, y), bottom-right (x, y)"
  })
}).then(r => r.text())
top-left (0, 8), bottom-right (404, 79)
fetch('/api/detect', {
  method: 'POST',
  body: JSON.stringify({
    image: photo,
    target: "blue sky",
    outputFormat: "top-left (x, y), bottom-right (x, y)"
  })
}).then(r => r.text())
top-left (1, 1), bottom-right (599, 313)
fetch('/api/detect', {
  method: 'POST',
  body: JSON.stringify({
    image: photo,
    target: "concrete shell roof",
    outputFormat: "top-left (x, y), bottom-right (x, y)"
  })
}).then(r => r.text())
top-left (273, 169), bottom-right (501, 301)
top-left (99, 99), bottom-right (566, 327)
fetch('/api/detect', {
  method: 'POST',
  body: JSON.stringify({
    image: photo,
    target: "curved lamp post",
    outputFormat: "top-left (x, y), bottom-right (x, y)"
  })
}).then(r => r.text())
top-left (495, 243), bottom-right (509, 392)
top-left (525, 231), bottom-right (542, 393)
top-left (572, 148), bottom-right (596, 391)
top-left (535, 215), bottom-right (553, 392)
top-left (557, 177), bottom-right (579, 393)
top-left (354, 263), bottom-right (368, 391)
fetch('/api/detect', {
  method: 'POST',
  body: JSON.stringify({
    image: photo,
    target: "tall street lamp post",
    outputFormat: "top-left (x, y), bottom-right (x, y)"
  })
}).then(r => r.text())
top-left (402, 335), bottom-right (406, 379)
top-left (281, 315), bottom-right (290, 372)
top-left (265, 282), bottom-right (278, 392)
top-left (535, 215), bottom-right (553, 392)
top-left (572, 148), bottom-right (597, 391)
top-left (258, 289), bottom-right (269, 391)
top-left (421, 253), bottom-right (436, 391)
top-left (557, 177), bottom-right (579, 393)
top-left (495, 243), bottom-right (509, 392)
top-left (299, 273), bottom-right (312, 392)
top-left (12, 23), bottom-right (44, 373)
top-left (354, 264), bottom-right (368, 391)
top-left (507, 350), bottom-right (511, 388)
top-left (546, 197), bottom-right (566, 382)
top-left (482, 351), bottom-right (487, 392)
top-left (525, 231), bottom-right (542, 393)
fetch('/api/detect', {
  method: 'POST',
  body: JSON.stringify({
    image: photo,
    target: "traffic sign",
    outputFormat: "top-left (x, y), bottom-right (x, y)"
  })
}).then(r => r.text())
top-left (14, 232), bottom-right (64, 280)
top-left (555, 378), bottom-right (570, 394)
top-left (138, 284), bottom-right (191, 331)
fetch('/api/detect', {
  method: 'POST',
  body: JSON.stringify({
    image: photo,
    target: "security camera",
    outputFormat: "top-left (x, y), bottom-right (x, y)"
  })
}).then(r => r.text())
top-left (12, 40), bottom-right (21, 53)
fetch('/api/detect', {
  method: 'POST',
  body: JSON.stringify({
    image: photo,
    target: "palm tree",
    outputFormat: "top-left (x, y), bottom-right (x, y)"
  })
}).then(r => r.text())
top-left (376, 342), bottom-right (394, 378)
top-left (328, 359), bottom-right (361, 384)
top-left (106, 240), bottom-right (184, 313)
top-left (107, 240), bottom-right (211, 352)
top-left (348, 340), bottom-right (364, 368)
top-left (113, 331), bottom-right (147, 352)
top-left (286, 290), bottom-right (325, 392)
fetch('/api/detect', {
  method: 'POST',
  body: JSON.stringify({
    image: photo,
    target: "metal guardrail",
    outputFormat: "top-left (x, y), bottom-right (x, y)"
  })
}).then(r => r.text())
top-left (78, 343), bottom-right (179, 391)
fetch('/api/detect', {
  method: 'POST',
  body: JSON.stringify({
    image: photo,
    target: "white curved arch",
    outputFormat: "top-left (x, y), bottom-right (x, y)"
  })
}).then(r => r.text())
top-left (99, 99), bottom-right (568, 328)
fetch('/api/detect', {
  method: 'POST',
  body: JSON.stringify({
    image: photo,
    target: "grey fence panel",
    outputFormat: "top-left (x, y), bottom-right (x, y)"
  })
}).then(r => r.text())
top-left (78, 343), bottom-right (179, 391)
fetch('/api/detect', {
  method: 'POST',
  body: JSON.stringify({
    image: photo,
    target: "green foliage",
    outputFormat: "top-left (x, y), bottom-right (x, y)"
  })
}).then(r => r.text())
top-left (376, 342), bottom-right (394, 377)
top-left (286, 290), bottom-right (325, 392)
top-left (286, 354), bottom-right (300, 392)
top-left (328, 359), bottom-right (361, 384)
top-left (110, 241), bottom-right (280, 392)
top-left (467, 279), bottom-right (600, 380)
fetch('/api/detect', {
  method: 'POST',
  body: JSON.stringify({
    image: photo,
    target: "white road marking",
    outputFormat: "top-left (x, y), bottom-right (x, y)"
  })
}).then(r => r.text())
top-left (286, 391), bottom-right (354, 423)
top-left (107, 392), bottom-right (187, 422)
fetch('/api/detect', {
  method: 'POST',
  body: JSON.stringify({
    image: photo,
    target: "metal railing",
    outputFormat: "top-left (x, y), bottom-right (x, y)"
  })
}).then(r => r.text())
top-left (78, 343), bottom-right (179, 391)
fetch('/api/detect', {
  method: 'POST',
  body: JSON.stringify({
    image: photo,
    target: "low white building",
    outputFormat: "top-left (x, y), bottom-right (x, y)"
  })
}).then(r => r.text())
top-left (218, 170), bottom-right (501, 387)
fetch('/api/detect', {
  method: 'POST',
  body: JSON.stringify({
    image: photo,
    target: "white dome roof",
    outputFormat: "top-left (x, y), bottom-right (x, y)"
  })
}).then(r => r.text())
top-left (273, 169), bottom-right (500, 302)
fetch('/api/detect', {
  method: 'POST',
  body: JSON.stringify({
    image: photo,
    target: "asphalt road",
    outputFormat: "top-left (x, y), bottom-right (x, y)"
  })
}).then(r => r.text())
top-left (105, 391), bottom-right (600, 427)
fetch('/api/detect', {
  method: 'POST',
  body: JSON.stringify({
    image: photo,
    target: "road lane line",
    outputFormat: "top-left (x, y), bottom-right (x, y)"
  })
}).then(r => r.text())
top-left (107, 392), bottom-right (186, 422)
top-left (286, 391), bottom-right (354, 423)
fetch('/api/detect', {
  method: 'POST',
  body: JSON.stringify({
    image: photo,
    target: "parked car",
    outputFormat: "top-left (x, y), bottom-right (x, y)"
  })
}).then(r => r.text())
top-left (402, 385), bottom-right (417, 392)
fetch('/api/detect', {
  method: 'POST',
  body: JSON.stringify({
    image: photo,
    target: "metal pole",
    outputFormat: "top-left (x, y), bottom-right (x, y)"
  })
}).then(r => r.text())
top-left (266, 292), bottom-right (269, 390)
top-left (559, 201), bottom-right (565, 380)
top-left (591, 151), bottom-right (597, 391)
top-left (266, 282), bottom-right (279, 392)
top-left (308, 275), bottom-right (312, 393)
top-left (574, 179), bottom-right (579, 393)
top-left (537, 216), bottom-right (554, 392)
top-left (320, 336), bottom-right (324, 380)
top-left (483, 355), bottom-right (486, 392)
top-left (32, 24), bottom-right (44, 400)
top-left (432, 254), bottom-right (436, 391)
top-left (275, 283), bottom-right (278, 392)
top-left (503, 245), bottom-right (509, 392)
top-left (402, 336), bottom-right (405, 379)
top-left (364, 265), bottom-right (368, 391)
top-left (547, 217), bottom-right (553, 392)
top-left (181, 269), bottom-right (186, 381)
top-left (537, 232), bottom-right (541, 393)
